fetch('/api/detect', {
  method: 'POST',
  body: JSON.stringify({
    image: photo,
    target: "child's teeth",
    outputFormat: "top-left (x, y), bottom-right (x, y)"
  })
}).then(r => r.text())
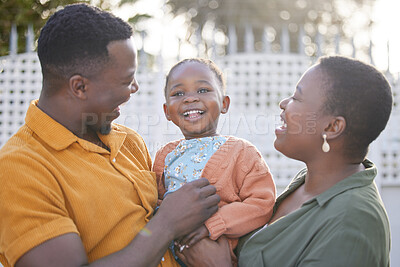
top-left (184, 110), bottom-right (203, 116)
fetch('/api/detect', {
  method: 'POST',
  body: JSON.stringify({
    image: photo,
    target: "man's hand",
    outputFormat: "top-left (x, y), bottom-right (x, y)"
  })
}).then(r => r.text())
top-left (156, 178), bottom-right (220, 239)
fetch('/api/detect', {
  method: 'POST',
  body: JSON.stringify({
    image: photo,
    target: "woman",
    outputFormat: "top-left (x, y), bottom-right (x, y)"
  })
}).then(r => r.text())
top-left (176, 55), bottom-right (392, 267)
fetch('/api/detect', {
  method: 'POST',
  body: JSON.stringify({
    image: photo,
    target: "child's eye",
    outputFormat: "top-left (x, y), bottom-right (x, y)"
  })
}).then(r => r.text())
top-left (171, 91), bottom-right (184, 97)
top-left (198, 88), bottom-right (209, 93)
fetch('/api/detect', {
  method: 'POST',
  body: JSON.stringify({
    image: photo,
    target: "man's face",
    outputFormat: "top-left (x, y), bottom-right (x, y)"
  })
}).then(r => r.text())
top-left (83, 38), bottom-right (139, 135)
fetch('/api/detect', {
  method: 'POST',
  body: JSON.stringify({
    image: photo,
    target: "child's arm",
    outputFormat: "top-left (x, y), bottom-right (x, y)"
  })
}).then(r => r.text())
top-left (205, 144), bottom-right (276, 241)
top-left (153, 147), bottom-right (169, 205)
top-left (152, 140), bottom-right (182, 205)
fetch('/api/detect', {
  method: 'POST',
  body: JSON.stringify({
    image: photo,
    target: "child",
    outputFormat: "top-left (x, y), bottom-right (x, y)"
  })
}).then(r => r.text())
top-left (152, 58), bottom-right (276, 265)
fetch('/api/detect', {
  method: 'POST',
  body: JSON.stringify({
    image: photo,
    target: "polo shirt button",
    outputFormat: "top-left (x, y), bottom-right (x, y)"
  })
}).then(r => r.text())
top-left (112, 158), bottom-right (116, 163)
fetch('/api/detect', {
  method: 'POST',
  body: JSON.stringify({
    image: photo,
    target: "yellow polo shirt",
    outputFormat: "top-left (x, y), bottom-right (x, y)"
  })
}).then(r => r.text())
top-left (0, 100), bottom-right (178, 267)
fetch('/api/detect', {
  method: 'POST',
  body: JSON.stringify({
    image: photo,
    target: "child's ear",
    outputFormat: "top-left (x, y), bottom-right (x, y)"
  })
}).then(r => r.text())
top-left (221, 95), bottom-right (230, 114)
top-left (163, 103), bottom-right (171, 121)
top-left (69, 75), bottom-right (88, 100)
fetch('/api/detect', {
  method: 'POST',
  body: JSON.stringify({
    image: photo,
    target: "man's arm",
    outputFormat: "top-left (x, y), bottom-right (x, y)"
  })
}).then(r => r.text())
top-left (15, 178), bottom-right (220, 267)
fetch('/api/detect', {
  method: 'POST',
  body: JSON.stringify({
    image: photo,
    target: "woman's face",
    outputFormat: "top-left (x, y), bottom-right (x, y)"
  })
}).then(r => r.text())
top-left (274, 64), bottom-right (331, 161)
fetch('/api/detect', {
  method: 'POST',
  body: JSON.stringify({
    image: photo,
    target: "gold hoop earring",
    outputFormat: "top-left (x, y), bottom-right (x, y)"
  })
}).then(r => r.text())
top-left (322, 134), bottom-right (330, 153)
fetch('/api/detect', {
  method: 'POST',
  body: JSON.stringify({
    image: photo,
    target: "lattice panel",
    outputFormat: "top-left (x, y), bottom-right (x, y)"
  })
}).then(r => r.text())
top-left (0, 53), bottom-right (41, 146)
top-left (392, 81), bottom-right (399, 112)
top-left (217, 54), bottom-right (311, 113)
top-left (371, 114), bottom-right (400, 185)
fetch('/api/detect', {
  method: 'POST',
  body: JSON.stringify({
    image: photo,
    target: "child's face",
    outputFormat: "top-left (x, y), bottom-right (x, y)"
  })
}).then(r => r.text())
top-left (163, 61), bottom-right (230, 139)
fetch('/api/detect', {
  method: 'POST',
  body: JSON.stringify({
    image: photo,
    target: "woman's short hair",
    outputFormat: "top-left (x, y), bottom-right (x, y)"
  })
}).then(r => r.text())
top-left (318, 55), bottom-right (393, 159)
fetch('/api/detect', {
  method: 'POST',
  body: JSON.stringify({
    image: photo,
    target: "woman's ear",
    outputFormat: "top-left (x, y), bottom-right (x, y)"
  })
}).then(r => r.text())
top-left (69, 75), bottom-right (88, 100)
top-left (221, 95), bottom-right (230, 114)
top-left (324, 116), bottom-right (346, 139)
top-left (163, 103), bottom-right (171, 121)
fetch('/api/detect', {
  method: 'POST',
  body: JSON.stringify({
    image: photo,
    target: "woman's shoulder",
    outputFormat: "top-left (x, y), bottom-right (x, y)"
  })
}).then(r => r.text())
top-left (322, 183), bottom-right (389, 229)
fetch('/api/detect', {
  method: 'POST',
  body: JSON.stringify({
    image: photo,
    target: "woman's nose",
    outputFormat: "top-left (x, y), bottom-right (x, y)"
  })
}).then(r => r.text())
top-left (131, 80), bottom-right (139, 94)
top-left (279, 97), bottom-right (289, 109)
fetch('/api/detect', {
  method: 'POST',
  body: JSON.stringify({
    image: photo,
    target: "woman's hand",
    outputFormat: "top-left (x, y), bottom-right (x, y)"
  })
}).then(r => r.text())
top-left (177, 225), bottom-right (209, 249)
top-left (176, 236), bottom-right (232, 267)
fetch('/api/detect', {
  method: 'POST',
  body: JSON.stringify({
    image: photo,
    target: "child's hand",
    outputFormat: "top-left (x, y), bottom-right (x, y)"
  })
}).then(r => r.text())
top-left (178, 225), bottom-right (209, 249)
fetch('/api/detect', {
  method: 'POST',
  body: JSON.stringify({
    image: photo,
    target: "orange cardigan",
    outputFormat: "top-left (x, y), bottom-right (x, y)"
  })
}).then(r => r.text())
top-left (153, 136), bottom-right (276, 249)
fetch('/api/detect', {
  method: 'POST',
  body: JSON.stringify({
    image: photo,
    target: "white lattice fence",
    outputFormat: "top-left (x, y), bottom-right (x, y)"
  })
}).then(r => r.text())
top-left (0, 53), bottom-right (41, 144)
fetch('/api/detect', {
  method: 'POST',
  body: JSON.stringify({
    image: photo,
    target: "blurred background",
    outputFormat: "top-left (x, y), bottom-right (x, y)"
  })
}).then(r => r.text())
top-left (0, 0), bottom-right (399, 265)
top-left (2, 0), bottom-right (400, 73)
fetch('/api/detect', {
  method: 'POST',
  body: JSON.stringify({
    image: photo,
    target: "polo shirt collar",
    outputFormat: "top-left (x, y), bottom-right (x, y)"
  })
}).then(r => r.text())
top-left (98, 125), bottom-right (127, 159)
top-left (25, 100), bottom-right (127, 154)
top-left (25, 100), bottom-right (78, 150)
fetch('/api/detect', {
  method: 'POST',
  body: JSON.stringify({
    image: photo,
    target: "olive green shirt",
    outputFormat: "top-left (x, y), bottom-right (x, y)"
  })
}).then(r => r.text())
top-left (238, 159), bottom-right (391, 267)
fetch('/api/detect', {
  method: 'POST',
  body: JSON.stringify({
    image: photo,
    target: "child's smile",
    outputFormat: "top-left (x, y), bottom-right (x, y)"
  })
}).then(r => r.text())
top-left (182, 109), bottom-right (205, 120)
top-left (163, 61), bottom-right (230, 139)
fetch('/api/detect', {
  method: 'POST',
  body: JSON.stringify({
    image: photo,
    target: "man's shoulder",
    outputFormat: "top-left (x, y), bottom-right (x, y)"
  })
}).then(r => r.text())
top-left (0, 126), bottom-right (48, 182)
top-left (0, 125), bottom-right (35, 158)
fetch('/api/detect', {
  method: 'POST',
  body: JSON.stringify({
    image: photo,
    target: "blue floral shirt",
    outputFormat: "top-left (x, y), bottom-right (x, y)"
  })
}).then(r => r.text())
top-left (163, 136), bottom-right (227, 196)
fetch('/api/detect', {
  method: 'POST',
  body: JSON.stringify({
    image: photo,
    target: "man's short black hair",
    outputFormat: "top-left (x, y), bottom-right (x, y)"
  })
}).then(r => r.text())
top-left (38, 3), bottom-right (133, 80)
top-left (318, 55), bottom-right (393, 159)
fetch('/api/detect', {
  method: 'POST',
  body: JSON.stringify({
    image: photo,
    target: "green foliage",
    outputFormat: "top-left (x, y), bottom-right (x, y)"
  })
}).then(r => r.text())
top-left (0, 0), bottom-right (89, 56)
top-left (128, 14), bottom-right (152, 24)
top-left (0, 0), bottom-right (151, 56)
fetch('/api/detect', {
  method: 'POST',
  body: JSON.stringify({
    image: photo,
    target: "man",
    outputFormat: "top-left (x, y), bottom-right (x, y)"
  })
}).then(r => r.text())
top-left (0, 4), bottom-right (219, 267)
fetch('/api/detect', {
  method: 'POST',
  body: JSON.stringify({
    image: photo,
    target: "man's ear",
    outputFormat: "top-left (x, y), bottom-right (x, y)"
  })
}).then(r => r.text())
top-left (69, 75), bottom-right (88, 100)
top-left (163, 103), bottom-right (171, 121)
top-left (221, 95), bottom-right (230, 114)
top-left (324, 116), bottom-right (346, 139)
